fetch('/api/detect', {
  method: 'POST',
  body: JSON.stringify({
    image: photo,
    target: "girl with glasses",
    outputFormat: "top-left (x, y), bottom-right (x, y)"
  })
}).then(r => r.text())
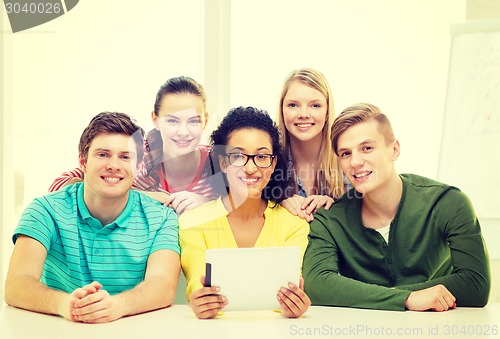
top-left (179, 106), bottom-right (311, 319)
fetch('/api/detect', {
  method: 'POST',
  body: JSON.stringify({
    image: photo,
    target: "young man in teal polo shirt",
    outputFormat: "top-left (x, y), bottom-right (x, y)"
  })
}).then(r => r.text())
top-left (5, 112), bottom-right (181, 323)
top-left (303, 103), bottom-right (490, 311)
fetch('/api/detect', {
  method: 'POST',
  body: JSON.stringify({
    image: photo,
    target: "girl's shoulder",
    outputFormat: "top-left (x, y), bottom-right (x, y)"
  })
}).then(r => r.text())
top-left (266, 201), bottom-right (307, 222)
top-left (179, 197), bottom-right (227, 230)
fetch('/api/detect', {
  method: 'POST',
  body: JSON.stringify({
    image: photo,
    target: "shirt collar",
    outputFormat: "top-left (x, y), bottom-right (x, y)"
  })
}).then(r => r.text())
top-left (76, 183), bottom-right (133, 229)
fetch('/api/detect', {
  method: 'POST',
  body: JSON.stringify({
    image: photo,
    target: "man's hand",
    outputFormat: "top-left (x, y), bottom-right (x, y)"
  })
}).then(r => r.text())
top-left (59, 281), bottom-right (102, 322)
top-left (71, 282), bottom-right (124, 323)
top-left (405, 284), bottom-right (456, 312)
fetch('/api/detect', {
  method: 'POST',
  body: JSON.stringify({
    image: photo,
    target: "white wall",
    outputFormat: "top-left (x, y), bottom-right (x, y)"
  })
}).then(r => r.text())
top-left (0, 12), bottom-right (6, 305)
top-left (8, 0), bottom-right (497, 299)
top-left (1, 4), bottom-right (14, 307)
top-left (229, 0), bottom-right (464, 179)
top-left (8, 0), bottom-right (205, 204)
top-left (1, 0), bottom-right (205, 303)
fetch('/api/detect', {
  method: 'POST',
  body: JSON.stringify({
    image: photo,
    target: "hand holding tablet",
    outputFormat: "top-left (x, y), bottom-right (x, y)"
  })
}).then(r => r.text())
top-left (205, 246), bottom-right (304, 312)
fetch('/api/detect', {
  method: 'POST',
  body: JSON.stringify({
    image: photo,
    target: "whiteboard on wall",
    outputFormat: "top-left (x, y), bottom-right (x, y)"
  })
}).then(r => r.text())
top-left (438, 19), bottom-right (500, 220)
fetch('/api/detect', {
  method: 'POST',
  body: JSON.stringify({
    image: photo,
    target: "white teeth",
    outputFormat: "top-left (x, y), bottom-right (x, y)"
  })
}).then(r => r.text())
top-left (296, 123), bottom-right (312, 127)
top-left (241, 177), bottom-right (258, 183)
top-left (103, 177), bottom-right (120, 183)
top-left (354, 172), bottom-right (370, 179)
top-left (174, 140), bottom-right (191, 144)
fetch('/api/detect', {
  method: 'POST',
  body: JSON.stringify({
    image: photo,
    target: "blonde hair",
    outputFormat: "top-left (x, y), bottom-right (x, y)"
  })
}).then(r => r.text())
top-left (332, 103), bottom-right (395, 155)
top-left (277, 68), bottom-right (345, 198)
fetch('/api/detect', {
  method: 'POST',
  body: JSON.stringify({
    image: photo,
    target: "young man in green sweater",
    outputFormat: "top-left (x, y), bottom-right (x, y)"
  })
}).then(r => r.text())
top-left (303, 103), bottom-right (490, 311)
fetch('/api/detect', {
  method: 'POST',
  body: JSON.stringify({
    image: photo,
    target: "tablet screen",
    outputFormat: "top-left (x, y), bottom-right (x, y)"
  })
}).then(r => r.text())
top-left (205, 246), bottom-right (302, 311)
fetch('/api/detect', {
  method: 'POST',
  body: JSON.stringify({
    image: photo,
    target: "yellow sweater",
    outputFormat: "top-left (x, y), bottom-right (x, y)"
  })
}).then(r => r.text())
top-left (179, 198), bottom-right (310, 299)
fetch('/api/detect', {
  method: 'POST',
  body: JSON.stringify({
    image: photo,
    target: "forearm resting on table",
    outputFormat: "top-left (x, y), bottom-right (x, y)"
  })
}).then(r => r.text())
top-left (112, 249), bottom-right (181, 316)
top-left (5, 274), bottom-right (70, 316)
top-left (112, 273), bottom-right (179, 317)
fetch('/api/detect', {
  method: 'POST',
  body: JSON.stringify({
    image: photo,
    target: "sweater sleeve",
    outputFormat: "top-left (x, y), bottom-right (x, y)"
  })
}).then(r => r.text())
top-left (132, 161), bottom-right (158, 191)
top-left (303, 212), bottom-right (411, 311)
top-left (396, 189), bottom-right (490, 307)
top-left (48, 168), bottom-right (84, 192)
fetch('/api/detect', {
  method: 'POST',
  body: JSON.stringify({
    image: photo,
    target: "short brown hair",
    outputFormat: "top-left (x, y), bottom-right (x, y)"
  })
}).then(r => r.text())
top-left (78, 112), bottom-right (145, 163)
top-left (331, 103), bottom-right (395, 155)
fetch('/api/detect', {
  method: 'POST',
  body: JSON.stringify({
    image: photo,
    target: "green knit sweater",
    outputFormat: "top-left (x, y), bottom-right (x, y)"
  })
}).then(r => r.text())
top-left (303, 174), bottom-right (490, 311)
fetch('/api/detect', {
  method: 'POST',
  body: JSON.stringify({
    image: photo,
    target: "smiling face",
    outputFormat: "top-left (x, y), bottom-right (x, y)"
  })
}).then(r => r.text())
top-left (282, 81), bottom-right (328, 145)
top-left (153, 93), bottom-right (206, 159)
top-left (81, 132), bottom-right (138, 201)
top-left (336, 119), bottom-right (400, 196)
top-left (219, 128), bottom-right (277, 201)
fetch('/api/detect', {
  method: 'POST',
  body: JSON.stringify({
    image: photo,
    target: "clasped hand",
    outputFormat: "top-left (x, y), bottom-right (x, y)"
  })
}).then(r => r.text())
top-left (63, 281), bottom-right (123, 323)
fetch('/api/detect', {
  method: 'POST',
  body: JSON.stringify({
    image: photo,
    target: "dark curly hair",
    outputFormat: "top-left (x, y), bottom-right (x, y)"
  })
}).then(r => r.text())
top-left (142, 76), bottom-right (208, 190)
top-left (208, 106), bottom-right (289, 203)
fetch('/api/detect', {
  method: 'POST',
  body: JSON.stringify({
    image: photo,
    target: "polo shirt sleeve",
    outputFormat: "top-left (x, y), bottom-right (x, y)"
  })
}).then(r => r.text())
top-left (13, 197), bottom-right (57, 251)
top-left (395, 188), bottom-right (490, 307)
top-left (150, 207), bottom-right (180, 255)
top-left (303, 210), bottom-right (411, 311)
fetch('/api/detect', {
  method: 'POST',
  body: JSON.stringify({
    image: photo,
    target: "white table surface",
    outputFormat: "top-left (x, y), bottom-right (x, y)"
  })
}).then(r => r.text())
top-left (1, 303), bottom-right (499, 339)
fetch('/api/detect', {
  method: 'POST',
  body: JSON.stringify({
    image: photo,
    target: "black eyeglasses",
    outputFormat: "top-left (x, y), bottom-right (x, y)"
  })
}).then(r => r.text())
top-left (225, 153), bottom-right (275, 168)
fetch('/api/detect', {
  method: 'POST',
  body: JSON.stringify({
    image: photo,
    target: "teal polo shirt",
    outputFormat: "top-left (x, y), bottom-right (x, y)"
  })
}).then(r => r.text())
top-left (13, 182), bottom-right (180, 295)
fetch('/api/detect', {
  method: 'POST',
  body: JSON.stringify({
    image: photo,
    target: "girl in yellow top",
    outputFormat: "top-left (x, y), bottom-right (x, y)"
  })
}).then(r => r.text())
top-left (179, 106), bottom-right (310, 319)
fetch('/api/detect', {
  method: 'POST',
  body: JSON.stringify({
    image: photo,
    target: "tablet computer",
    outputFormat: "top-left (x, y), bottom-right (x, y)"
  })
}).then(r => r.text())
top-left (205, 246), bottom-right (302, 312)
